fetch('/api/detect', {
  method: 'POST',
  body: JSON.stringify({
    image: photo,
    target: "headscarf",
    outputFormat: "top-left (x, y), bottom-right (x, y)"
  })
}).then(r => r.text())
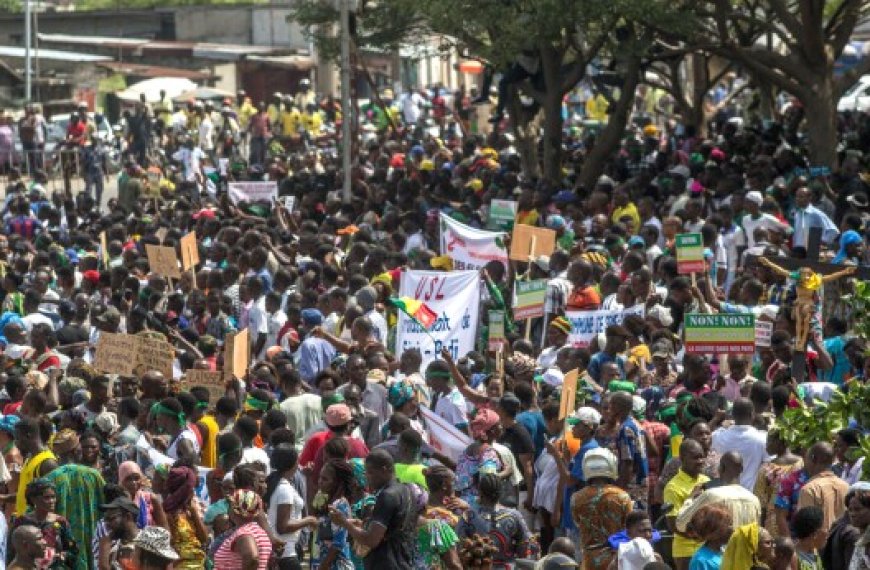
top-left (51, 429), bottom-right (80, 456)
top-left (0, 414), bottom-right (20, 435)
top-left (387, 381), bottom-right (415, 409)
top-left (833, 230), bottom-right (862, 264)
top-left (549, 316), bottom-right (571, 336)
top-left (162, 465), bottom-right (197, 514)
top-left (118, 461), bottom-right (143, 484)
top-left (508, 353), bottom-right (536, 378)
top-left (470, 409), bottom-right (500, 441)
top-left (721, 522), bottom-right (761, 570)
top-left (228, 489), bottom-right (262, 519)
top-left (243, 394), bottom-right (271, 412)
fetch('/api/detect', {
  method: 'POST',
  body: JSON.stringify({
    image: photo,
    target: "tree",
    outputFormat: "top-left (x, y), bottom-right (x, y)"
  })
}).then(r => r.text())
top-left (681, 0), bottom-right (870, 168)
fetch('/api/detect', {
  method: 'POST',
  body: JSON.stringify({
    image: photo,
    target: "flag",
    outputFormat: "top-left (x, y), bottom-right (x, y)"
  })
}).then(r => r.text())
top-left (390, 296), bottom-right (438, 330)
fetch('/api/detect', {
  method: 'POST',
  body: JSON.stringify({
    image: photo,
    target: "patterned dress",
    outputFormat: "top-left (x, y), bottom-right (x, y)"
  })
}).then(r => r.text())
top-left (313, 498), bottom-right (353, 570)
top-left (456, 504), bottom-right (536, 569)
top-left (455, 444), bottom-right (503, 509)
top-left (167, 511), bottom-right (206, 570)
top-left (415, 506), bottom-right (459, 570)
top-left (754, 459), bottom-right (804, 538)
top-left (571, 484), bottom-right (634, 570)
top-left (43, 463), bottom-right (104, 570)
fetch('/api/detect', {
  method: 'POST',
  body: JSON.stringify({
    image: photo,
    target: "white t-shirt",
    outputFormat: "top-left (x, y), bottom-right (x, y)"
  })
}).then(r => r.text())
top-left (740, 213), bottom-right (791, 248)
top-left (265, 309), bottom-right (287, 351)
top-left (240, 446), bottom-right (271, 471)
top-left (268, 478), bottom-right (305, 556)
top-left (22, 312), bottom-right (53, 334)
top-left (167, 427), bottom-right (201, 460)
top-left (248, 297), bottom-right (269, 356)
top-left (711, 424), bottom-right (769, 490)
top-left (198, 117), bottom-right (214, 151)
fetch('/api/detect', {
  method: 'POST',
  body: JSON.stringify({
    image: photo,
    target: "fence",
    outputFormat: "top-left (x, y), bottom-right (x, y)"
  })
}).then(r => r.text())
top-left (0, 147), bottom-right (97, 196)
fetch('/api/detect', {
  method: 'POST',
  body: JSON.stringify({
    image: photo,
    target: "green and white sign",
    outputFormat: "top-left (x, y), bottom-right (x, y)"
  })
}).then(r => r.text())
top-left (487, 199), bottom-right (518, 231)
top-left (488, 310), bottom-right (506, 350)
top-left (684, 313), bottom-right (755, 354)
top-left (676, 233), bottom-right (705, 274)
top-left (513, 280), bottom-right (547, 320)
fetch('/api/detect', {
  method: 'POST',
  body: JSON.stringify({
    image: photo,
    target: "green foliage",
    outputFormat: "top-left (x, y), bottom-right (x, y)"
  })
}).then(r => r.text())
top-left (0, 0), bottom-right (21, 12)
top-left (776, 389), bottom-right (851, 452)
top-left (846, 280), bottom-right (870, 342)
top-left (74, 0), bottom-right (262, 10)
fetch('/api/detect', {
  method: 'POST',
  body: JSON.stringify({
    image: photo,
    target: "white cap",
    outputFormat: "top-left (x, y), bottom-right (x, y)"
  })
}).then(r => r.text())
top-left (542, 368), bottom-right (564, 387)
top-left (745, 191), bottom-right (764, 206)
top-left (572, 406), bottom-right (602, 427)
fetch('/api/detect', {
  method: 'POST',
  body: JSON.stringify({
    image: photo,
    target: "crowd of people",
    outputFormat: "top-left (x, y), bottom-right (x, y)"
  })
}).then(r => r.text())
top-left (0, 72), bottom-right (868, 570)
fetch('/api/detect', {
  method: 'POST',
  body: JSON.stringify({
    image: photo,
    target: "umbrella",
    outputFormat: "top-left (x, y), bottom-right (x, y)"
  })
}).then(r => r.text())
top-left (172, 87), bottom-right (234, 103)
top-left (115, 77), bottom-right (197, 103)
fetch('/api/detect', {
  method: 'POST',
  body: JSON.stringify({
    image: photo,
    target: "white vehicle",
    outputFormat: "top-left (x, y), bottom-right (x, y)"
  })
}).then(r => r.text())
top-left (837, 74), bottom-right (870, 112)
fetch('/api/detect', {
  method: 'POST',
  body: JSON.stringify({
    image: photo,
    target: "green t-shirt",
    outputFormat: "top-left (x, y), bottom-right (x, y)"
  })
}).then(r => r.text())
top-left (395, 463), bottom-right (428, 490)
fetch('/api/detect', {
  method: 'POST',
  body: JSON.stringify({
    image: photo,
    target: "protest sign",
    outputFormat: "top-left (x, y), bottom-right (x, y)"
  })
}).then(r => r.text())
top-left (510, 224), bottom-right (556, 262)
top-left (684, 313), bottom-right (756, 354)
top-left (99, 231), bottom-right (109, 267)
top-left (146, 245), bottom-right (181, 279)
top-left (755, 320), bottom-right (773, 348)
top-left (565, 306), bottom-right (645, 347)
top-left (559, 369), bottom-right (579, 420)
top-left (419, 405), bottom-right (472, 463)
top-left (134, 336), bottom-right (175, 379)
top-left (439, 213), bottom-right (508, 271)
top-left (224, 329), bottom-right (250, 381)
top-left (94, 333), bottom-right (174, 379)
top-left (228, 181), bottom-right (278, 205)
top-left (186, 369), bottom-right (225, 400)
top-left (487, 199), bottom-right (518, 231)
top-left (93, 333), bottom-right (139, 376)
top-left (675, 233), bottom-right (705, 274)
top-left (513, 280), bottom-right (547, 320)
top-left (180, 232), bottom-right (199, 270)
top-left (397, 270), bottom-right (480, 370)
top-left (488, 310), bottom-right (506, 351)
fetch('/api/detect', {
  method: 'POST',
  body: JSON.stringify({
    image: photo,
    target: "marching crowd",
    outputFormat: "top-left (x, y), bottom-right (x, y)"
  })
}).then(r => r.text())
top-left (0, 77), bottom-right (868, 570)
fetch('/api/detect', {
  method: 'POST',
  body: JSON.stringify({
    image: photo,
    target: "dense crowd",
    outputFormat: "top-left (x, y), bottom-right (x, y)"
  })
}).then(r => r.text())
top-left (0, 76), bottom-right (868, 570)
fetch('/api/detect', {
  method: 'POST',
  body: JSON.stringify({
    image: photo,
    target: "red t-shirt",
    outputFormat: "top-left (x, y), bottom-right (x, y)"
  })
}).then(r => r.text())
top-left (67, 121), bottom-right (86, 144)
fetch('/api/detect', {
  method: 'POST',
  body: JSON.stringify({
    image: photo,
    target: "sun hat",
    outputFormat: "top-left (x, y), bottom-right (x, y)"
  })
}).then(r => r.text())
top-left (133, 527), bottom-right (179, 561)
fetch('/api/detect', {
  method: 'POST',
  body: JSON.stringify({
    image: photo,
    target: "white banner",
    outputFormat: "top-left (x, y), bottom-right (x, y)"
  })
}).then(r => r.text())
top-left (419, 405), bottom-right (472, 463)
top-left (228, 181), bottom-right (278, 205)
top-left (439, 212), bottom-right (508, 271)
top-left (566, 305), bottom-right (645, 347)
top-left (397, 269), bottom-right (480, 370)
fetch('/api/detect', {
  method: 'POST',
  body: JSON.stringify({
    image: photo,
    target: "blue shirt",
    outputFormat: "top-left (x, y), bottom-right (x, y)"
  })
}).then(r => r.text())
top-left (561, 438), bottom-right (600, 531)
top-left (689, 544), bottom-right (723, 570)
top-left (793, 204), bottom-right (838, 248)
top-left (587, 351), bottom-right (626, 382)
top-left (819, 335), bottom-right (850, 386)
top-left (296, 337), bottom-right (336, 383)
top-left (516, 410), bottom-right (547, 459)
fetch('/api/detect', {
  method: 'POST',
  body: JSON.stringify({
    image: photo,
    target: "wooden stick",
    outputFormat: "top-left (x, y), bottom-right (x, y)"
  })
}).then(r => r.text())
top-left (524, 235), bottom-right (538, 342)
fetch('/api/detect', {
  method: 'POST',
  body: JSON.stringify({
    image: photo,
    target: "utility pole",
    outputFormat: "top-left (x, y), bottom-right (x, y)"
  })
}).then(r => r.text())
top-left (339, 0), bottom-right (352, 204)
top-left (24, 0), bottom-right (32, 101)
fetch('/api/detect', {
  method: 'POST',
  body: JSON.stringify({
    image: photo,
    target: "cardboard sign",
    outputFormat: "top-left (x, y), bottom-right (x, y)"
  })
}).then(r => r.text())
top-left (228, 181), bottom-right (278, 205)
top-left (187, 369), bottom-right (224, 386)
top-left (487, 199), bottom-right (518, 231)
top-left (134, 336), bottom-right (175, 379)
top-left (224, 329), bottom-right (250, 381)
top-left (675, 233), bottom-right (704, 274)
top-left (559, 369), bottom-right (579, 420)
top-left (180, 231), bottom-right (199, 271)
top-left (684, 313), bottom-right (756, 354)
top-left (755, 320), bottom-right (773, 348)
top-left (510, 224), bottom-right (556, 262)
top-left (146, 245), bottom-right (181, 279)
top-left (94, 332), bottom-right (174, 379)
top-left (488, 310), bottom-right (506, 351)
top-left (99, 231), bottom-right (109, 268)
top-left (93, 332), bottom-right (138, 376)
top-left (513, 280), bottom-right (547, 320)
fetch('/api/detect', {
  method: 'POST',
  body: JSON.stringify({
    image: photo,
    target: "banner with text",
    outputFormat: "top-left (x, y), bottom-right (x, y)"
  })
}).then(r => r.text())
top-left (228, 181), bottom-right (278, 205)
top-left (513, 280), bottom-right (547, 320)
top-left (397, 270), bottom-right (480, 370)
top-left (684, 313), bottom-right (756, 354)
top-left (566, 305), bottom-right (645, 347)
top-left (439, 212), bottom-right (508, 271)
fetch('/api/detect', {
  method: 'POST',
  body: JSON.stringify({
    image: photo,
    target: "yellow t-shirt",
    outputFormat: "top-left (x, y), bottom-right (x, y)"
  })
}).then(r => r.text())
top-left (237, 101), bottom-right (256, 129)
top-left (517, 209), bottom-right (539, 226)
top-left (302, 112), bottom-right (322, 134)
top-left (586, 94), bottom-right (609, 122)
top-left (18, 449), bottom-right (56, 516)
top-left (280, 109), bottom-right (301, 136)
top-left (199, 415), bottom-right (220, 469)
top-left (664, 469), bottom-right (710, 558)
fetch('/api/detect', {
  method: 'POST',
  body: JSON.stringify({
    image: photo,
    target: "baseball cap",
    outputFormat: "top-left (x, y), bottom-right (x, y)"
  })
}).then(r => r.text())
top-left (101, 496), bottom-right (140, 517)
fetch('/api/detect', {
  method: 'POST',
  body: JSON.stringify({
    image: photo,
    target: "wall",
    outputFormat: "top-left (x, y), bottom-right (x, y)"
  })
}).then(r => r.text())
top-left (173, 6), bottom-right (252, 44)
top-left (252, 7), bottom-right (308, 51)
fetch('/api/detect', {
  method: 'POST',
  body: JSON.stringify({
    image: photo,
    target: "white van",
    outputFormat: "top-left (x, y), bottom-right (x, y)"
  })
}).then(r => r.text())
top-left (838, 75), bottom-right (870, 112)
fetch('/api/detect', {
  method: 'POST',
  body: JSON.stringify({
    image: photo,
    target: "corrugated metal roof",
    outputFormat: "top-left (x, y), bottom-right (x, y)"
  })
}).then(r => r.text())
top-left (37, 33), bottom-right (149, 48)
top-left (192, 43), bottom-right (277, 61)
top-left (245, 54), bottom-right (315, 70)
top-left (96, 61), bottom-right (213, 80)
top-left (0, 46), bottom-right (112, 62)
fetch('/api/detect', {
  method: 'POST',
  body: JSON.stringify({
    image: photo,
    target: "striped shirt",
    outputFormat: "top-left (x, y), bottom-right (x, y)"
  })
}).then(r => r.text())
top-left (213, 522), bottom-right (272, 570)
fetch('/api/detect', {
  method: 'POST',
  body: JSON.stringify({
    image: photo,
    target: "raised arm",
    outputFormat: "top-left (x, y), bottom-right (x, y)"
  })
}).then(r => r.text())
top-left (440, 347), bottom-right (489, 407)
top-left (822, 266), bottom-right (857, 283)
top-left (757, 256), bottom-right (790, 278)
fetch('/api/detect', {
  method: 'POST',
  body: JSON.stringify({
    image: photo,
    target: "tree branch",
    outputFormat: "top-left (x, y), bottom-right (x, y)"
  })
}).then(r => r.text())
top-left (799, 0), bottom-right (827, 68)
top-left (828, 0), bottom-right (863, 58)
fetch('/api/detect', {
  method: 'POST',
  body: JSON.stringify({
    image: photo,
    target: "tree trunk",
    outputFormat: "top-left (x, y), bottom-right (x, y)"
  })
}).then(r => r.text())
top-left (541, 89), bottom-right (564, 183)
top-left (509, 93), bottom-right (541, 178)
top-left (803, 77), bottom-right (838, 168)
top-left (689, 53), bottom-right (709, 137)
top-left (579, 56), bottom-right (641, 191)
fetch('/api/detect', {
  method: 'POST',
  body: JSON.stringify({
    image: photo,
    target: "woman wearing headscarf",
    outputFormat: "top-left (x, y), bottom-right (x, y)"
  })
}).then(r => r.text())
top-left (833, 230), bottom-right (863, 265)
top-left (118, 461), bottom-right (167, 529)
top-left (387, 380), bottom-right (428, 438)
top-left (455, 409), bottom-right (505, 509)
top-left (213, 489), bottom-right (272, 570)
top-left (161, 464), bottom-right (207, 570)
top-left (10, 478), bottom-right (78, 569)
top-left (720, 522), bottom-right (775, 569)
